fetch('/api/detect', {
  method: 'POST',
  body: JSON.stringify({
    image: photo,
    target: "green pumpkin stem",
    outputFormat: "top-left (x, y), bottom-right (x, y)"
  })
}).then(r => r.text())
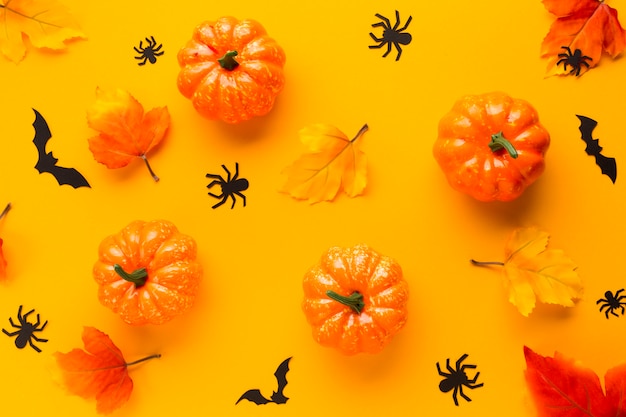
top-left (326, 290), bottom-right (365, 314)
top-left (488, 132), bottom-right (518, 159)
top-left (218, 50), bottom-right (240, 71)
top-left (114, 264), bottom-right (148, 287)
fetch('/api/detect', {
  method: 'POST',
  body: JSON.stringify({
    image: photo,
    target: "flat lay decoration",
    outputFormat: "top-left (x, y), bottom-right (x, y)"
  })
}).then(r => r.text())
top-left (236, 356), bottom-right (292, 405)
top-left (576, 115), bottom-right (617, 183)
top-left (2, 305), bottom-right (48, 352)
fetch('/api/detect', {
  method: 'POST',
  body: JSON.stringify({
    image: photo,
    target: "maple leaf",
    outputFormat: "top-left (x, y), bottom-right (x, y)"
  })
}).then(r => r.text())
top-left (0, 0), bottom-right (86, 63)
top-left (0, 203), bottom-right (11, 280)
top-left (280, 123), bottom-right (368, 204)
top-left (541, 0), bottom-right (626, 76)
top-left (54, 326), bottom-right (160, 415)
top-left (87, 87), bottom-right (170, 182)
top-left (524, 346), bottom-right (626, 417)
top-left (471, 226), bottom-right (583, 316)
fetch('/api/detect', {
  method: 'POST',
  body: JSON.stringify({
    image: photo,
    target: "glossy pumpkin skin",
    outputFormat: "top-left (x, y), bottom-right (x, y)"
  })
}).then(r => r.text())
top-left (93, 220), bottom-right (202, 325)
top-left (177, 16), bottom-right (286, 124)
top-left (433, 92), bottom-right (550, 202)
top-left (302, 244), bottom-right (409, 355)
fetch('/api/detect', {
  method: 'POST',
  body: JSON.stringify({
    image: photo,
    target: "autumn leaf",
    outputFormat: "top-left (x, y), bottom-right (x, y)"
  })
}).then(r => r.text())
top-left (87, 87), bottom-right (170, 182)
top-left (471, 226), bottom-right (583, 316)
top-left (280, 124), bottom-right (368, 204)
top-left (0, 203), bottom-right (11, 280)
top-left (541, 0), bottom-right (626, 76)
top-left (524, 345), bottom-right (626, 417)
top-left (0, 0), bottom-right (86, 63)
top-left (54, 326), bottom-right (160, 415)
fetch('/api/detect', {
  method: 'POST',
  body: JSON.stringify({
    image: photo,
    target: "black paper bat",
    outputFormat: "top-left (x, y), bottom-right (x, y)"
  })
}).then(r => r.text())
top-left (236, 357), bottom-right (292, 405)
top-left (576, 114), bottom-right (617, 183)
top-left (32, 109), bottom-right (91, 188)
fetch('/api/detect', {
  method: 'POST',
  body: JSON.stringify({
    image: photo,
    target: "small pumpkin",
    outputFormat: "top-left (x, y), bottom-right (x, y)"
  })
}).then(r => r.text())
top-left (93, 220), bottom-right (202, 325)
top-left (176, 16), bottom-right (286, 124)
top-left (433, 91), bottom-right (550, 202)
top-left (302, 244), bottom-right (409, 355)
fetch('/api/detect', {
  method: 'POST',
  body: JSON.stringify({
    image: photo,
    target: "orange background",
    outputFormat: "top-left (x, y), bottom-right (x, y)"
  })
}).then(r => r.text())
top-left (1, 0), bottom-right (626, 415)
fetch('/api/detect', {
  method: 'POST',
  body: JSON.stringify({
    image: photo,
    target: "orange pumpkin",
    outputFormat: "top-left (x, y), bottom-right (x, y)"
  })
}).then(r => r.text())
top-left (93, 220), bottom-right (202, 325)
top-left (302, 244), bottom-right (409, 355)
top-left (176, 16), bottom-right (286, 124)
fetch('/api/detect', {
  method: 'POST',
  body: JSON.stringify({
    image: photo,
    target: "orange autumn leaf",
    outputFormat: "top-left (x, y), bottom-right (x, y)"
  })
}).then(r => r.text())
top-left (280, 124), bottom-right (368, 204)
top-left (87, 87), bottom-right (170, 182)
top-left (0, 203), bottom-right (11, 280)
top-left (541, 0), bottom-right (626, 76)
top-left (524, 346), bottom-right (626, 417)
top-left (0, 0), bottom-right (86, 63)
top-left (472, 226), bottom-right (583, 316)
top-left (54, 326), bottom-right (160, 415)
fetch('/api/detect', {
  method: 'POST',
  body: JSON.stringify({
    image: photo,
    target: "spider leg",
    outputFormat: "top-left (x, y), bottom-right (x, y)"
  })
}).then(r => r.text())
top-left (232, 163), bottom-right (240, 181)
top-left (396, 15), bottom-right (413, 32)
top-left (234, 191), bottom-right (247, 207)
top-left (212, 195), bottom-right (228, 209)
top-left (392, 10), bottom-right (401, 30)
top-left (620, 305), bottom-right (625, 315)
top-left (222, 165), bottom-right (232, 182)
top-left (455, 354), bottom-right (469, 369)
top-left (466, 371), bottom-right (481, 385)
top-left (436, 362), bottom-right (451, 377)
top-left (616, 289), bottom-right (625, 297)
top-left (7, 317), bottom-right (19, 328)
top-left (134, 47), bottom-right (143, 53)
top-left (382, 42), bottom-right (392, 57)
top-left (229, 194), bottom-right (237, 209)
top-left (458, 386), bottom-right (472, 403)
top-left (393, 42), bottom-right (403, 61)
top-left (460, 363), bottom-right (477, 372)
top-left (21, 308), bottom-right (35, 325)
top-left (2, 329), bottom-right (20, 337)
top-left (138, 57), bottom-right (148, 66)
top-left (146, 37), bottom-right (156, 47)
top-left (35, 320), bottom-right (48, 332)
top-left (611, 309), bottom-right (619, 318)
top-left (373, 14), bottom-right (391, 29)
top-left (31, 334), bottom-right (48, 342)
top-left (606, 309), bottom-right (611, 319)
top-left (28, 339), bottom-right (42, 353)
top-left (452, 386), bottom-right (460, 406)
top-left (153, 43), bottom-right (163, 52)
top-left (597, 298), bottom-right (608, 305)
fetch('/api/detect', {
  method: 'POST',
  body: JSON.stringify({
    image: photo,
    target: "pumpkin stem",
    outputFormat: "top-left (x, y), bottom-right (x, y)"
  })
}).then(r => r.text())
top-left (141, 154), bottom-right (159, 182)
top-left (114, 264), bottom-right (149, 287)
top-left (488, 132), bottom-right (518, 159)
top-left (0, 203), bottom-right (11, 220)
top-left (218, 50), bottom-right (240, 71)
top-left (326, 290), bottom-right (365, 314)
top-left (470, 259), bottom-right (505, 267)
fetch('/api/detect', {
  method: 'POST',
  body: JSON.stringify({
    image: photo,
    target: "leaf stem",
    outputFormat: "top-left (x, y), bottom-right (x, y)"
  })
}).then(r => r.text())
top-left (125, 354), bottom-right (161, 367)
top-left (470, 259), bottom-right (505, 267)
top-left (141, 155), bottom-right (159, 182)
top-left (488, 132), bottom-right (518, 158)
top-left (114, 264), bottom-right (149, 287)
top-left (326, 290), bottom-right (365, 314)
top-left (0, 203), bottom-right (11, 220)
top-left (351, 124), bottom-right (369, 143)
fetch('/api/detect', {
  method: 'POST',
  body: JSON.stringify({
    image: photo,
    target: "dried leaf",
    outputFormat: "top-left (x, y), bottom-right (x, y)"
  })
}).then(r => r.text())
top-left (541, 0), bottom-right (626, 76)
top-left (87, 87), bottom-right (170, 182)
top-left (472, 227), bottom-right (583, 316)
top-left (54, 326), bottom-right (160, 415)
top-left (0, 203), bottom-right (11, 280)
top-left (280, 124), bottom-right (368, 204)
top-left (0, 0), bottom-right (86, 63)
top-left (524, 345), bottom-right (626, 417)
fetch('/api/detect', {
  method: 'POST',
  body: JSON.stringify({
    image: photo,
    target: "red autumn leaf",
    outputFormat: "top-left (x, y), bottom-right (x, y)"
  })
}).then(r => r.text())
top-left (54, 326), bottom-right (160, 414)
top-left (541, 0), bottom-right (626, 76)
top-left (0, 203), bottom-right (11, 280)
top-left (524, 345), bottom-right (626, 416)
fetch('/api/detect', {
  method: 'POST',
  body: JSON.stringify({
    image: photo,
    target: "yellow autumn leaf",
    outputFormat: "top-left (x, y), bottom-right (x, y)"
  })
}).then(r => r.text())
top-left (280, 123), bottom-right (368, 204)
top-left (0, 0), bottom-right (86, 63)
top-left (472, 227), bottom-right (583, 316)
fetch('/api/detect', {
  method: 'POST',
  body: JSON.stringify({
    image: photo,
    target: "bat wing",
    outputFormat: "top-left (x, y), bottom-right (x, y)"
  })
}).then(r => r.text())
top-left (576, 114), bottom-right (617, 183)
top-left (270, 357), bottom-right (292, 404)
top-left (236, 389), bottom-right (271, 405)
top-left (32, 109), bottom-right (91, 189)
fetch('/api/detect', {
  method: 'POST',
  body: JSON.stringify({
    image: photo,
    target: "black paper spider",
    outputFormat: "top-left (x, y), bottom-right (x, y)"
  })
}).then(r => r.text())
top-left (557, 46), bottom-right (592, 76)
top-left (2, 305), bottom-right (48, 353)
top-left (134, 36), bottom-right (164, 65)
top-left (368, 10), bottom-right (412, 61)
top-left (597, 289), bottom-right (626, 319)
top-left (206, 163), bottom-right (249, 209)
top-left (437, 353), bottom-right (483, 406)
